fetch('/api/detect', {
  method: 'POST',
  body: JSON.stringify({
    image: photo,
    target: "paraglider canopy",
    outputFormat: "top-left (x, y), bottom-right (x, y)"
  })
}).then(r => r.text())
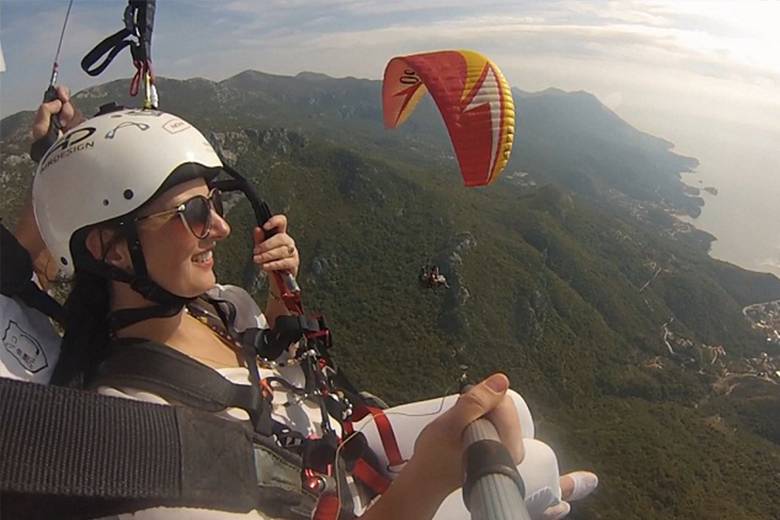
top-left (382, 50), bottom-right (515, 187)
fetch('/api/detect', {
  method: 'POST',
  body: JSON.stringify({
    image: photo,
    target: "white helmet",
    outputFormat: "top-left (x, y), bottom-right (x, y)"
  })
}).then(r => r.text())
top-left (33, 108), bottom-right (222, 278)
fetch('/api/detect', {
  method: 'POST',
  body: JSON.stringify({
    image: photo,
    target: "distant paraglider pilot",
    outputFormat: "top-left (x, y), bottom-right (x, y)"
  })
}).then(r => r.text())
top-left (420, 264), bottom-right (450, 289)
top-left (419, 264), bottom-right (430, 286)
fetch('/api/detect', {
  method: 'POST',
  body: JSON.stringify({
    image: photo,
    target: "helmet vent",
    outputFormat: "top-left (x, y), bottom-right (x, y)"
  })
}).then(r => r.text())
top-left (123, 189), bottom-right (134, 200)
top-left (103, 199), bottom-right (110, 206)
top-left (60, 257), bottom-right (68, 266)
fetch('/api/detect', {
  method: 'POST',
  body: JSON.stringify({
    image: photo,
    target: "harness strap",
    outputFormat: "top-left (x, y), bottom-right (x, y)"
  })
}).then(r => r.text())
top-left (81, 1), bottom-right (156, 81)
top-left (80, 28), bottom-right (133, 76)
top-left (108, 303), bottom-right (182, 332)
top-left (242, 314), bottom-right (324, 361)
top-left (340, 424), bottom-right (394, 497)
top-left (201, 294), bottom-right (275, 437)
top-left (87, 340), bottom-right (357, 518)
top-left (310, 456), bottom-right (356, 520)
top-left (89, 339), bottom-right (273, 435)
top-left (0, 224), bottom-right (65, 325)
top-left (0, 377), bottom-right (259, 517)
top-left (366, 407), bottom-right (405, 468)
top-left (351, 459), bottom-right (390, 495)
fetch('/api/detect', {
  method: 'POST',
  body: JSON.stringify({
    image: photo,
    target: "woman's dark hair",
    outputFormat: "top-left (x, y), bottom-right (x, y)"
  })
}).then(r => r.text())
top-left (50, 226), bottom-right (120, 387)
top-left (51, 270), bottom-right (111, 387)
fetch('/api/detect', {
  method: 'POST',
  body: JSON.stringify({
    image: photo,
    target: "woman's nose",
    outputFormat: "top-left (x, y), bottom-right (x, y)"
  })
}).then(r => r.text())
top-left (208, 210), bottom-right (231, 239)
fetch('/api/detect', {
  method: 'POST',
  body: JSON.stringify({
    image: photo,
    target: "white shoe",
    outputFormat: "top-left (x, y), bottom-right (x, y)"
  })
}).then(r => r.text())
top-left (565, 471), bottom-right (599, 502)
top-left (543, 500), bottom-right (571, 520)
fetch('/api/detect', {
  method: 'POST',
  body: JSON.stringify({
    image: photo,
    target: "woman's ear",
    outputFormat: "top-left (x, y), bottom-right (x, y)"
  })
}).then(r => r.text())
top-left (85, 228), bottom-right (131, 271)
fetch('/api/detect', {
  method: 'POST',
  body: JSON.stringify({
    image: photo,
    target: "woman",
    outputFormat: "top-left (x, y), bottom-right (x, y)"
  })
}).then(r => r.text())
top-left (33, 108), bottom-right (594, 519)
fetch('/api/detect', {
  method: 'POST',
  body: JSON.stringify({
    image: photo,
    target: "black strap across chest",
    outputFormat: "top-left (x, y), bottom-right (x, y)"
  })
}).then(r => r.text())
top-left (90, 338), bottom-right (273, 433)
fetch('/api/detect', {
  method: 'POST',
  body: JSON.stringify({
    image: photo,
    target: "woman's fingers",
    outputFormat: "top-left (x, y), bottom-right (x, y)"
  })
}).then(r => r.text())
top-left (55, 85), bottom-right (71, 100)
top-left (31, 85), bottom-right (84, 140)
top-left (253, 236), bottom-right (297, 261)
top-left (32, 100), bottom-right (63, 140)
top-left (446, 373), bottom-right (510, 431)
top-left (260, 214), bottom-right (288, 238)
top-left (257, 257), bottom-right (299, 273)
top-left (446, 372), bottom-right (524, 465)
top-left (253, 243), bottom-right (297, 264)
top-left (252, 224), bottom-right (299, 276)
top-left (409, 373), bottom-right (522, 495)
top-left (253, 232), bottom-right (295, 253)
top-left (485, 387), bottom-right (525, 464)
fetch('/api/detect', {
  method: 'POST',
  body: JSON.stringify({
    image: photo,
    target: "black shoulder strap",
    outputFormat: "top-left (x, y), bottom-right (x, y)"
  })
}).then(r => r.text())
top-left (0, 377), bottom-right (259, 519)
top-left (0, 224), bottom-right (65, 325)
top-left (90, 338), bottom-right (274, 435)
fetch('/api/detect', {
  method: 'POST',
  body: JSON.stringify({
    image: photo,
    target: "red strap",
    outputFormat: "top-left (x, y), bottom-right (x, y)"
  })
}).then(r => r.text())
top-left (272, 271), bottom-right (304, 315)
top-left (130, 61), bottom-right (142, 96)
top-left (368, 407), bottom-right (405, 468)
top-left (352, 458), bottom-right (391, 495)
top-left (312, 492), bottom-right (341, 520)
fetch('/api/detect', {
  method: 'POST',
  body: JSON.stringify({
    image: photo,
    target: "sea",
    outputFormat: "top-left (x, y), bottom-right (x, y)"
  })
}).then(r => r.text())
top-left (677, 124), bottom-right (780, 279)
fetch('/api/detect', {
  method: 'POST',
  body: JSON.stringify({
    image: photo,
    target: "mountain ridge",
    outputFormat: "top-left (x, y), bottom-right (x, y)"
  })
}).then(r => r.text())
top-left (1, 70), bottom-right (779, 519)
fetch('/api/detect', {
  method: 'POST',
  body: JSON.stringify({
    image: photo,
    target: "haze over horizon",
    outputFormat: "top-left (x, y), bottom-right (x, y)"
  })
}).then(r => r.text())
top-left (2, 0), bottom-right (778, 275)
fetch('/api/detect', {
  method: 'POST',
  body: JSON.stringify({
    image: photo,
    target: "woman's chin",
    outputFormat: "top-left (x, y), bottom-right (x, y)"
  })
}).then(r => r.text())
top-left (173, 272), bottom-right (217, 298)
top-left (196, 272), bottom-right (217, 294)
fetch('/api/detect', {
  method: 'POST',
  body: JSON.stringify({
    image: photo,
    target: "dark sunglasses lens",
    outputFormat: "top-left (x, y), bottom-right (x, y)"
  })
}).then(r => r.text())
top-left (212, 189), bottom-right (224, 217)
top-left (183, 196), bottom-right (211, 238)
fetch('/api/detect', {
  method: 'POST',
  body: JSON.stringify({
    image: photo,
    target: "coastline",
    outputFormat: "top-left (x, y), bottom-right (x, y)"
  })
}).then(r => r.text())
top-left (669, 123), bottom-right (780, 279)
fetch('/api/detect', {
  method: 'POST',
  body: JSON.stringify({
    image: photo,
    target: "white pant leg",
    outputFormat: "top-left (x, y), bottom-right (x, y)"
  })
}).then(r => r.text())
top-left (354, 389), bottom-right (535, 470)
top-left (352, 390), bottom-right (561, 517)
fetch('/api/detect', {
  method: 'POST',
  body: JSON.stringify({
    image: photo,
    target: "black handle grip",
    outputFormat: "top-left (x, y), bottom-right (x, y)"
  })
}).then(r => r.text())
top-left (29, 86), bottom-right (63, 163)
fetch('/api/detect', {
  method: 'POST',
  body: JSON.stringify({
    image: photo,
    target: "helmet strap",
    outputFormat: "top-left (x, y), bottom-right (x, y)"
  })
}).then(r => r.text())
top-left (74, 220), bottom-right (196, 333)
top-left (107, 303), bottom-right (184, 334)
top-left (117, 220), bottom-right (191, 302)
top-left (108, 220), bottom-right (194, 331)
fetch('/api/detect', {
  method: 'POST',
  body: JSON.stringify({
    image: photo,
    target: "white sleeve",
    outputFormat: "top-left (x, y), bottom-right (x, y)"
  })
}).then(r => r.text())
top-left (0, 293), bottom-right (61, 384)
top-left (96, 367), bottom-right (254, 423)
top-left (209, 284), bottom-right (269, 330)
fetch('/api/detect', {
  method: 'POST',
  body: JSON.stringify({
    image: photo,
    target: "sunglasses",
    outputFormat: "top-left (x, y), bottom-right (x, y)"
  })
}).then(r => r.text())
top-left (135, 187), bottom-right (224, 239)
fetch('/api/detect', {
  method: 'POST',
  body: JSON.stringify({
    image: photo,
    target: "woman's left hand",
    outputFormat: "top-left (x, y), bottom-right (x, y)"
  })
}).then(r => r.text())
top-left (252, 215), bottom-right (299, 277)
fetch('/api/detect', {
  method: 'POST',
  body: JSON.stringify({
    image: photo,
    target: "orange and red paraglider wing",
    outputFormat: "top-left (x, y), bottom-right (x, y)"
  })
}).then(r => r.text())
top-left (382, 50), bottom-right (515, 187)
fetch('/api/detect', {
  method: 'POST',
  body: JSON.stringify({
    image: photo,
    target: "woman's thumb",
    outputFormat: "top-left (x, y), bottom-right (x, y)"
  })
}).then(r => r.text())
top-left (253, 226), bottom-right (265, 245)
top-left (448, 373), bottom-right (509, 430)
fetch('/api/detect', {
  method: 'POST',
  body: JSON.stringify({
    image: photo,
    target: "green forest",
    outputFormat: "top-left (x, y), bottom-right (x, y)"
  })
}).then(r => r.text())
top-left (1, 72), bottom-right (778, 519)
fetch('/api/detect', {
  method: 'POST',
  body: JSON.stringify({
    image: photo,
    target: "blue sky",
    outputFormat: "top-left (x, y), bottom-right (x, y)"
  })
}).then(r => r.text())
top-left (1, 0), bottom-right (779, 274)
top-left (1, 0), bottom-right (778, 142)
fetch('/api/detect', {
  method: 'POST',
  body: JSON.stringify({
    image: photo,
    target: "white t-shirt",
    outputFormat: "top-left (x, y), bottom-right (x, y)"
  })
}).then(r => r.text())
top-left (96, 285), bottom-right (365, 519)
top-left (0, 277), bottom-right (60, 383)
top-left (99, 364), bottom-right (362, 520)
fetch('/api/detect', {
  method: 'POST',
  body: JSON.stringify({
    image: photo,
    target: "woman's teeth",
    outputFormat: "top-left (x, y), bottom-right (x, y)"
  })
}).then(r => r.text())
top-left (193, 250), bottom-right (213, 264)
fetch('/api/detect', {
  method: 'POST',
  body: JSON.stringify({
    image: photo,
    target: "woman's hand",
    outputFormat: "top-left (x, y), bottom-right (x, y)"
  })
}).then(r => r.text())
top-left (252, 215), bottom-right (299, 278)
top-left (409, 373), bottom-right (523, 497)
top-left (363, 373), bottom-right (523, 520)
top-left (32, 85), bottom-right (84, 139)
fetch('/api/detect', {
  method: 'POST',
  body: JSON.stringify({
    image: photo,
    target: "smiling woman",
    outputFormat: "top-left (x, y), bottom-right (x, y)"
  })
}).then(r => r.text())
top-left (29, 106), bottom-right (592, 520)
top-left (31, 107), bottom-right (298, 383)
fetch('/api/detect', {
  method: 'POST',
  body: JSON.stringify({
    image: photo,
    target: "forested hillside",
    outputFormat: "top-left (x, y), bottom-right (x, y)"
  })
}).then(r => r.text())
top-left (2, 72), bottom-right (778, 519)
